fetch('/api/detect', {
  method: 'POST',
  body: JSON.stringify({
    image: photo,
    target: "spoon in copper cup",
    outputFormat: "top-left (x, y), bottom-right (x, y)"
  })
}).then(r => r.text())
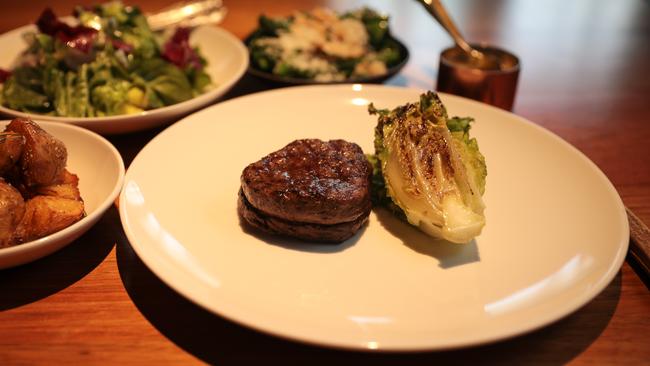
top-left (415, 0), bottom-right (500, 70)
top-left (415, 0), bottom-right (520, 110)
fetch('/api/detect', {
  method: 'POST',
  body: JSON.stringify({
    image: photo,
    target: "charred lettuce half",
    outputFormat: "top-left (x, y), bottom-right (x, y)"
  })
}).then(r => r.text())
top-left (369, 91), bottom-right (487, 243)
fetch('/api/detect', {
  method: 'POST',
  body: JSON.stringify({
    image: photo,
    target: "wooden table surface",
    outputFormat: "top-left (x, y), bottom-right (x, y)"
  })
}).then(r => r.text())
top-left (1, 0), bottom-right (649, 364)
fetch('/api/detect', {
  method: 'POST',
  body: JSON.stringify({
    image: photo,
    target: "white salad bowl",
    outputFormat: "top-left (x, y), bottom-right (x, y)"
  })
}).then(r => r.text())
top-left (0, 25), bottom-right (248, 135)
top-left (0, 120), bottom-right (125, 269)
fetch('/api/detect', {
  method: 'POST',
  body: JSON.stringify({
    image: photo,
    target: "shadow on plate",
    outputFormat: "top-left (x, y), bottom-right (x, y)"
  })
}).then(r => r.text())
top-left (116, 236), bottom-right (621, 365)
top-left (0, 207), bottom-right (119, 310)
top-left (374, 208), bottom-right (480, 268)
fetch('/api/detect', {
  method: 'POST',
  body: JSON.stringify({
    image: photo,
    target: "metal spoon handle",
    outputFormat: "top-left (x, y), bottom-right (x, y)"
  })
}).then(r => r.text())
top-left (148, 0), bottom-right (226, 31)
top-left (417, 0), bottom-right (474, 55)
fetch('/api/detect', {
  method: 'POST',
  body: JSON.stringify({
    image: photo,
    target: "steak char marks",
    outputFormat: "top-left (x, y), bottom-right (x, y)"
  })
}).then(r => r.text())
top-left (239, 139), bottom-right (371, 243)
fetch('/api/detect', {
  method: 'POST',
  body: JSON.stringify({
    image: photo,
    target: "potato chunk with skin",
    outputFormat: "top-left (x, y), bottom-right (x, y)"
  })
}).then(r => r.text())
top-left (5, 118), bottom-right (67, 188)
top-left (12, 169), bottom-right (84, 244)
top-left (0, 179), bottom-right (25, 247)
top-left (0, 132), bottom-right (25, 175)
top-left (13, 195), bottom-right (84, 244)
top-left (34, 170), bottom-right (82, 201)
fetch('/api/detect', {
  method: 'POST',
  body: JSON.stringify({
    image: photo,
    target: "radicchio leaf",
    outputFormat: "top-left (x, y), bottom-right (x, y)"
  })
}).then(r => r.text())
top-left (36, 8), bottom-right (98, 53)
top-left (162, 27), bottom-right (203, 70)
top-left (110, 38), bottom-right (134, 53)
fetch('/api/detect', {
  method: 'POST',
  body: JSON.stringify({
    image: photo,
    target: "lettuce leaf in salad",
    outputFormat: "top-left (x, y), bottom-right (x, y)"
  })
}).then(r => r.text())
top-left (1, 70), bottom-right (51, 113)
top-left (129, 58), bottom-right (194, 105)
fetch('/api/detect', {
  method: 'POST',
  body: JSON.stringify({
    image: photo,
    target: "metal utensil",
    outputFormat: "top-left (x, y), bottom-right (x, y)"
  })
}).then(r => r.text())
top-left (147, 0), bottom-right (227, 31)
top-left (415, 0), bottom-right (499, 70)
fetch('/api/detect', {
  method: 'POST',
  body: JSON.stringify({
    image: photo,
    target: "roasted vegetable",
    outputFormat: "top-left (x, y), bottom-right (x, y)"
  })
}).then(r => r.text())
top-left (0, 118), bottom-right (85, 248)
top-left (0, 179), bottom-right (25, 247)
top-left (369, 91), bottom-right (487, 243)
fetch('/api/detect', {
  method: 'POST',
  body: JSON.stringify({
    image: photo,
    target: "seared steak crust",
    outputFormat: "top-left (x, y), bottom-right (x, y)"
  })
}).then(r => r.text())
top-left (241, 139), bottom-right (371, 225)
top-left (238, 189), bottom-right (367, 243)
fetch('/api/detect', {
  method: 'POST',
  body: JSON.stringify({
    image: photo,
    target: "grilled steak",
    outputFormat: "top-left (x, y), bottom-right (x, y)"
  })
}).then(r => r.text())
top-left (239, 139), bottom-right (372, 243)
top-left (241, 139), bottom-right (371, 225)
top-left (238, 190), bottom-right (368, 243)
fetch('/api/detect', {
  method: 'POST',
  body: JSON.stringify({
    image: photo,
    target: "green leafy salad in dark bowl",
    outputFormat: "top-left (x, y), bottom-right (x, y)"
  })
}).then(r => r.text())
top-left (245, 7), bottom-right (409, 85)
top-left (0, 2), bottom-right (212, 118)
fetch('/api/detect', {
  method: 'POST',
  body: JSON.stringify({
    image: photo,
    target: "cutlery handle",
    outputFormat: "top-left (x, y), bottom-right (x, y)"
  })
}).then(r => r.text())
top-left (627, 207), bottom-right (650, 277)
top-left (148, 0), bottom-right (226, 31)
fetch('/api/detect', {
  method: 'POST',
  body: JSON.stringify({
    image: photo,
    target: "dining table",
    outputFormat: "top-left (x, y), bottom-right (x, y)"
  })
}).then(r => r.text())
top-left (1, 0), bottom-right (649, 364)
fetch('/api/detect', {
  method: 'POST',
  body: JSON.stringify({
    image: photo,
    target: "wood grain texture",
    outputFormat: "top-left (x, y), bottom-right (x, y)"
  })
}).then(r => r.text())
top-left (628, 208), bottom-right (650, 277)
top-left (0, 0), bottom-right (649, 365)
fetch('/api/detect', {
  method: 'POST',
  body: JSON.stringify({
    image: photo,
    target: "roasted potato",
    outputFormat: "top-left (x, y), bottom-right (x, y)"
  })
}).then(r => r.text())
top-left (0, 179), bottom-right (25, 247)
top-left (0, 118), bottom-right (84, 247)
top-left (5, 118), bottom-right (67, 188)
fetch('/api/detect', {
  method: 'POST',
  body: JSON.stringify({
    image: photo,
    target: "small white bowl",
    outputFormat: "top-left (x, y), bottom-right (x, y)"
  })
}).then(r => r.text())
top-left (0, 25), bottom-right (248, 135)
top-left (0, 120), bottom-right (124, 269)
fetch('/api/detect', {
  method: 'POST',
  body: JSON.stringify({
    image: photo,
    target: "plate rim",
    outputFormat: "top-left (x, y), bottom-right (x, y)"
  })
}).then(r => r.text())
top-left (118, 84), bottom-right (629, 351)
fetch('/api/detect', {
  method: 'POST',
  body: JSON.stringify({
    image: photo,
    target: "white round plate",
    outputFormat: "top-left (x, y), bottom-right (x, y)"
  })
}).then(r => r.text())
top-left (119, 85), bottom-right (628, 351)
top-left (0, 120), bottom-right (124, 269)
top-left (0, 25), bottom-right (248, 135)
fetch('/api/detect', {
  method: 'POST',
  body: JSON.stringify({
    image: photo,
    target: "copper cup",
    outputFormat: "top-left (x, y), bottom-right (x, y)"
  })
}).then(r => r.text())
top-left (437, 44), bottom-right (520, 110)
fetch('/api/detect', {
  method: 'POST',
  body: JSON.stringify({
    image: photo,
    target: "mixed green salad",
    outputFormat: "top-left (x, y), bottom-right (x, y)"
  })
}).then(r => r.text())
top-left (369, 92), bottom-right (487, 243)
top-left (248, 7), bottom-right (404, 82)
top-left (0, 2), bottom-right (212, 117)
